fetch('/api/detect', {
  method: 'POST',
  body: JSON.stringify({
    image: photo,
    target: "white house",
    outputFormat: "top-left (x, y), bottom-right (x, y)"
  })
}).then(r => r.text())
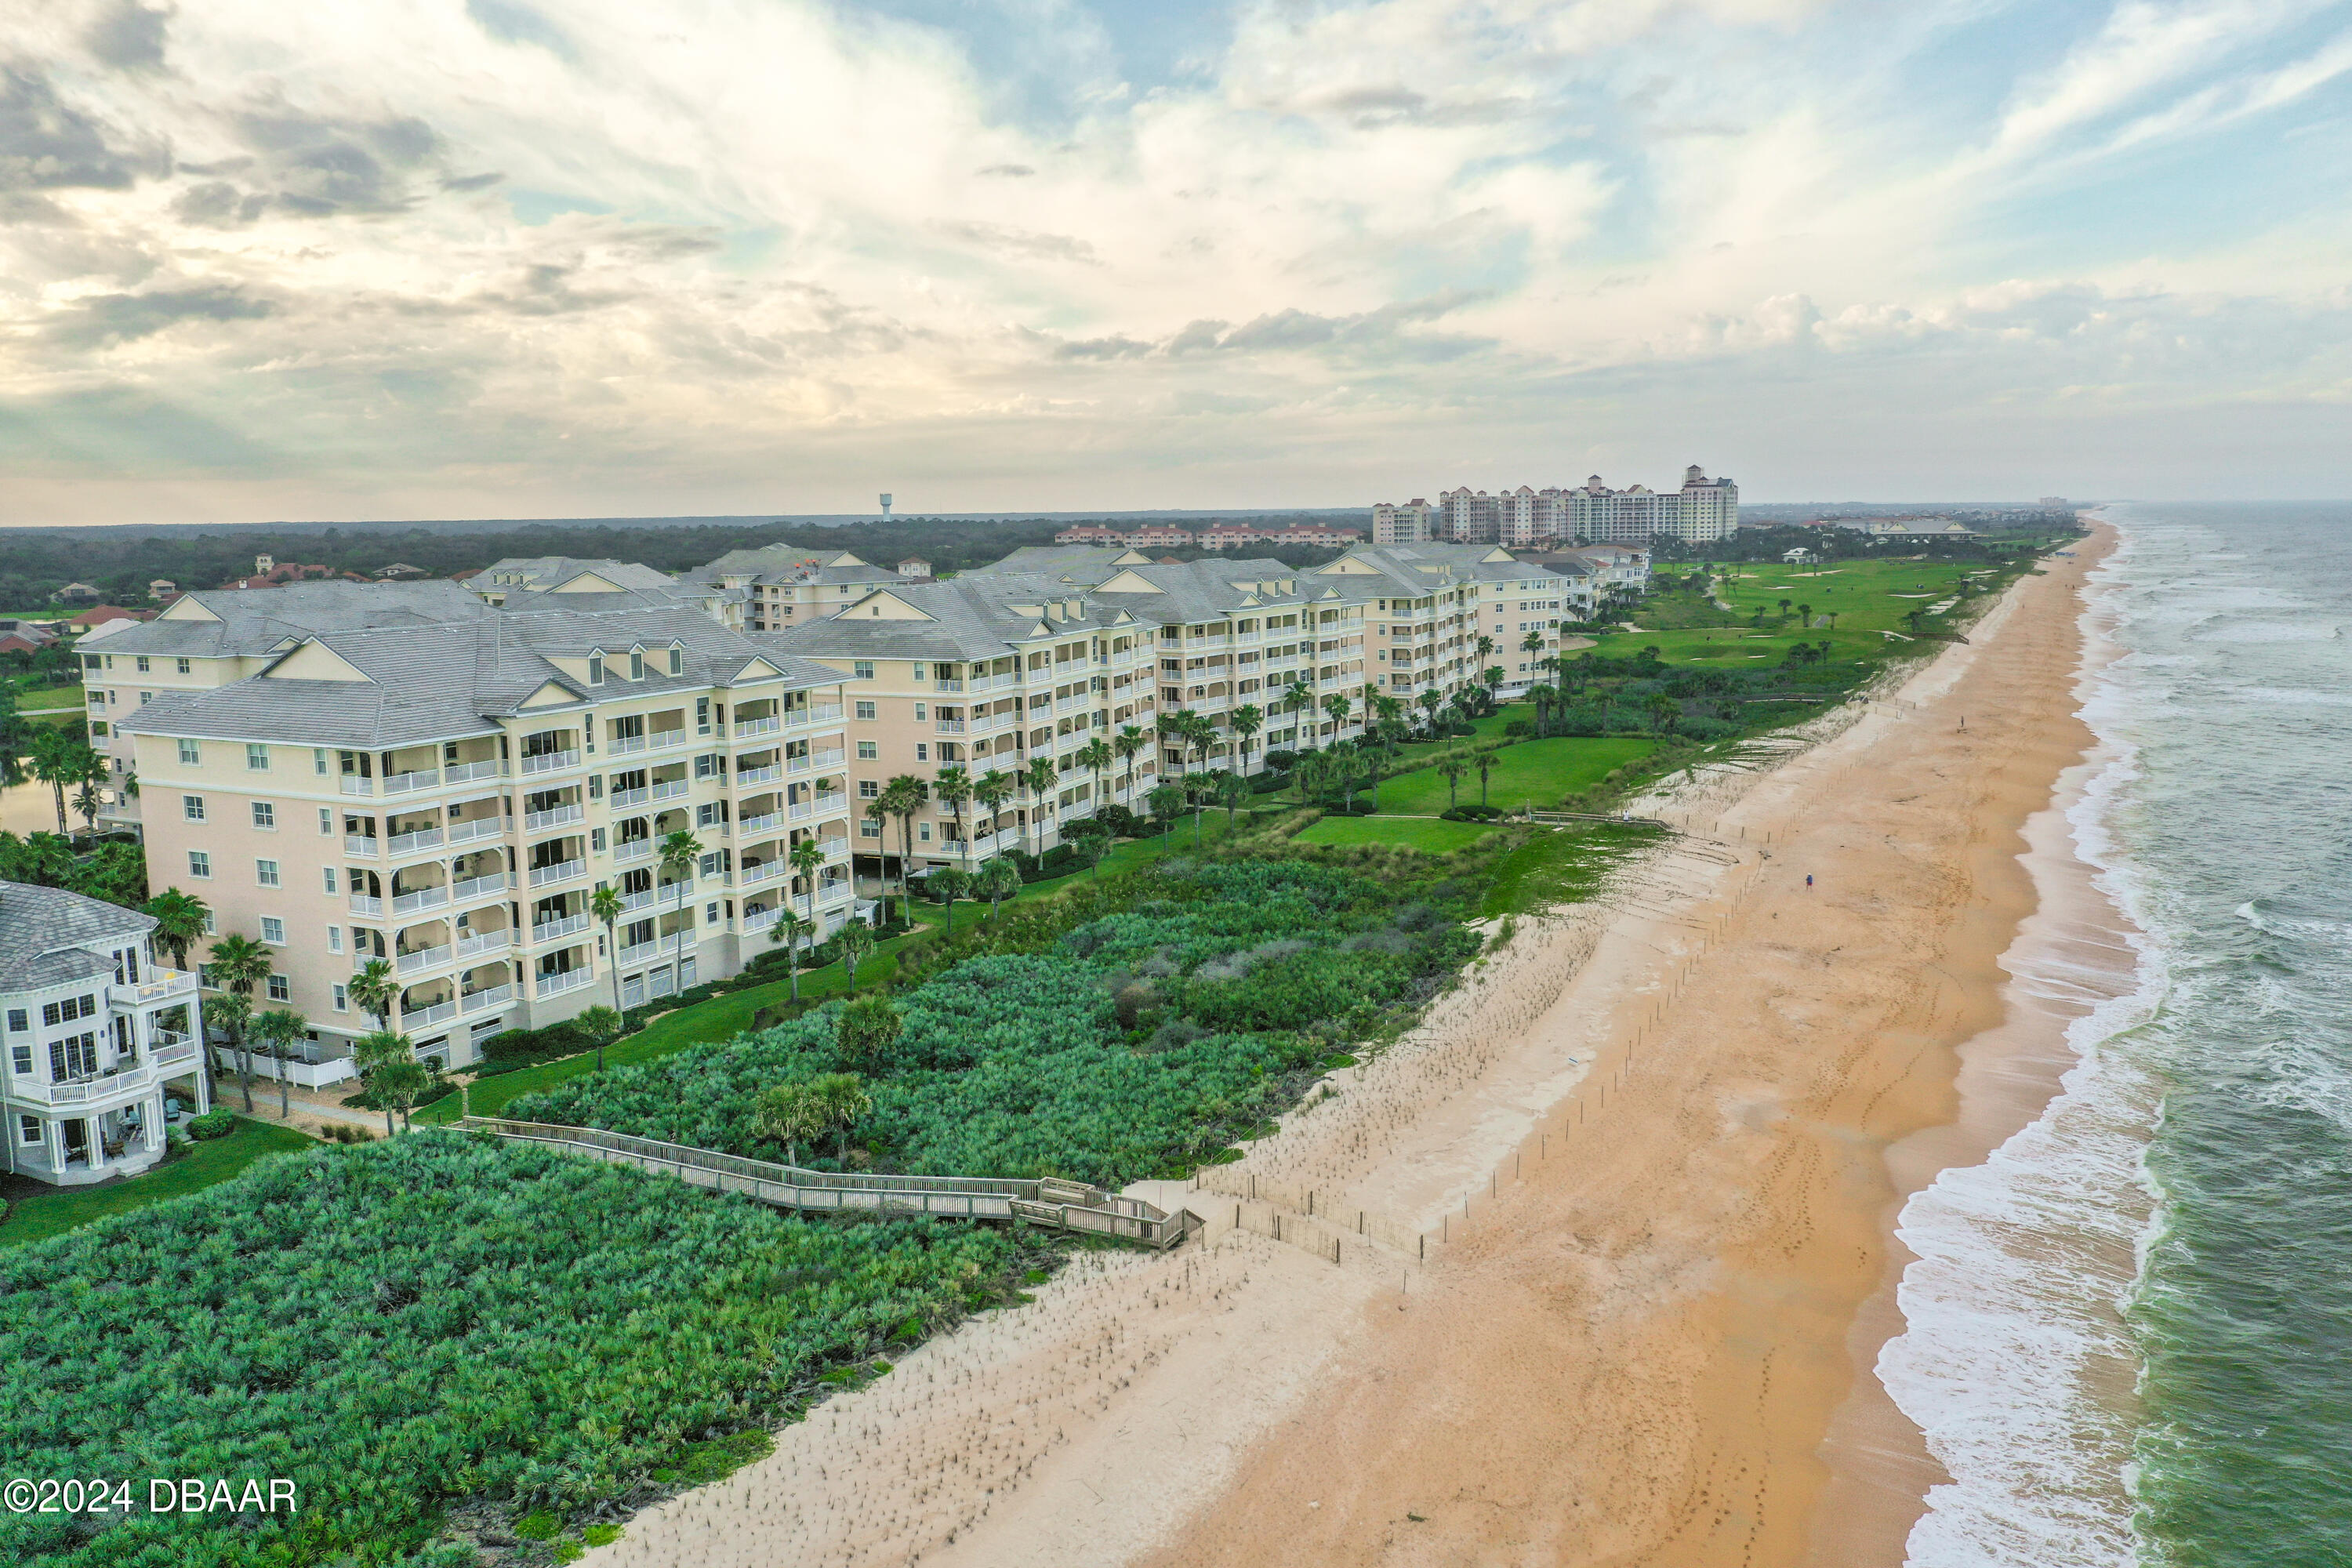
top-left (2, 882), bottom-right (205, 1185)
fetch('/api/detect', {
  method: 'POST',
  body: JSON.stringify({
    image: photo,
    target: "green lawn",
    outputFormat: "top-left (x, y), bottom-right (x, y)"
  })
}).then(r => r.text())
top-left (1702, 557), bottom-right (1995, 637)
top-left (11, 683), bottom-right (83, 710)
top-left (1370, 736), bottom-right (1657, 816)
top-left (0, 1117), bottom-right (318, 1249)
top-left (1295, 815), bottom-right (1497, 852)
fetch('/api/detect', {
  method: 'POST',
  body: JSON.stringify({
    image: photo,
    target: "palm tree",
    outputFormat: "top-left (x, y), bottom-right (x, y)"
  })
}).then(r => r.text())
top-left (575, 1004), bottom-right (624, 1072)
top-left (1484, 666), bottom-right (1505, 705)
top-left (200, 993), bottom-right (249, 1116)
top-left (836, 922), bottom-right (875, 996)
top-left (1229, 704), bottom-right (1263, 777)
top-left (1182, 771), bottom-right (1215, 847)
top-left (353, 1029), bottom-right (423, 1137)
top-left (1439, 757), bottom-right (1468, 807)
top-left (1824, 610), bottom-right (1839, 631)
top-left (1778, 597), bottom-right (1794, 622)
top-left (247, 1008), bottom-right (307, 1120)
top-left (142, 888), bottom-right (209, 971)
top-left (1215, 771), bottom-right (1249, 831)
top-left (1320, 691), bottom-right (1351, 744)
top-left (1146, 782), bottom-right (1184, 837)
top-left (1111, 725), bottom-right (1147, 805)
top-left (1476, 749), bottom-right (1495, 806)
top-left (1475, 633), bottom-right (1495, 670)
top-left (589, 883), bottom-right (626, 1024)
top-left (1077, 742), bottom-right (1110, 822)
top-left (974, 768), bottom-right (1014, 854)
top-left (1527, 681), bottom-right (1557, 738)
top-left (880, 774), bottom-right (928, 918)
top-left (1797, 601), bottom-right (1813, 629)
top-left (931, 866), bottom-right (974, 932)
top-left (1285, 677), bottom-right (1317, 751)
top-left (71, 779), bottom-right (102, 837)
top-left (1294, 750), bottom-right (1329, 807)
top-left (978, 856), bottom-right (1021, 920)
top-left (757, 1079), bottom-right (827, 1167)
top-left (348, 957), bottom-right (397, 1036)
top-left (658, 828), bottom-right (702, 995)
top-left (206, 932), bottom-right (274, 1112)
top-left (1520, 630), bottom-right (1544, 676)
top-left (1416, 687), bottom-right (1443, 737)
top-left (1020, 756), bottom-right (1058, 855)
top-left (27, 726), bottom-right (80, 836)
top-left (933, 764), bottom-right (974, 867)
top-left (768, 909), bottom-right (814, 1002)
top-left (790, 834), bottom-right (826, 919)
top-left (814, 1071), bottom-right (873, 1163)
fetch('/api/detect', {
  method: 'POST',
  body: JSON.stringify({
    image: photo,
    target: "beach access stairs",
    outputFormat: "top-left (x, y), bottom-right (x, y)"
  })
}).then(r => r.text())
top-left (457, 1116), bottom-right (1202, 1249)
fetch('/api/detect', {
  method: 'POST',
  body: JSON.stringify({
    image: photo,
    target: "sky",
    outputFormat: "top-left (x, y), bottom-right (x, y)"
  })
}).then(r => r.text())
top-left (2, 0), bottom-right (2348, 524)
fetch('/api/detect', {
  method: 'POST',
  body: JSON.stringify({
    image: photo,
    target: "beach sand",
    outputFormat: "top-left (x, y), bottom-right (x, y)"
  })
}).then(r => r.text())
top-left (586, 535), bottom-right (2109, 1568)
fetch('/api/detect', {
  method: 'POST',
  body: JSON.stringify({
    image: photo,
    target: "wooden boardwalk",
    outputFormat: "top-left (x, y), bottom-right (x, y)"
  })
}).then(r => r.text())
top-left (458, 1116), bottom-right (1200, 1249)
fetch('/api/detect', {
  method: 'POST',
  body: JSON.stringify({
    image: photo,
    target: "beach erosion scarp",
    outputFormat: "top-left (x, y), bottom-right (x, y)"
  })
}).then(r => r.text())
top-left (581, 539), bottom-right (2111, 1568)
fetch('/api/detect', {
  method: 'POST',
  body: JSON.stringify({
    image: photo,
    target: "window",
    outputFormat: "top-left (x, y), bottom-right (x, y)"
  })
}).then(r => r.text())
top-left (318, 807), bottom-right (333, 835)
top-left (255, 858), bottom-right (280, 887)
top-left (182, 794), bottom-right (205, 822)
top-left (856, 740), bottom-right (878, 760)
top-left (140, 691), bottom-right (153, 705)
top-left (9, 1042), bottom-right (28, 1076)
top-left (696, 696), bottom-right (711, 733)
top-left (322, 867), bottom-right (338, 894)
top-left (859, 818), bottom-right (881, 838)
top-left (260, 916), bottom-right (285, 944)
top-left (630, 649), bottom-right (645, 680)
top-left (188, 850), bottom-right (211, 879)
top-left (852, 660), bottom-right (874, 681)
top-left (245, 742), bottom-right (269, 771)
top-left (328, 926), bottom-right (343, 953)
top-left (332, 984), bottom-right (349, 1014)
top-left (913, 702), bottom-right (927, 720)
top-left (855, 700), bottom-right (877, 720)
top-left (314, 747), bottom-right (329, 775)
top-left (176, 657), bottom-right (191, 674)
top-left (178, 738), bottom-right (201, 765)
top-left (251, 801), bottom-right (275, 829)
top-left (858, 778), bottom-right (880, 799)
top-left (918, 822), bottom-right (932, 842)
top-left (668, 645), bottom-right (684, 675)
top-left (267, 975), bottom-right (290, 1002)
top-left (4, 1008), bottom-right (23, 1033)
top-left (706, 900), bottom-right (720, 923)
top-left (695, 753), bottom-right (722, 779)
top-left (588, 651), bottom-right (605, 685)
top-left (914, 742), bottom-right (928, 762)
top-left (18, 1115), bottom-right (38, 1146)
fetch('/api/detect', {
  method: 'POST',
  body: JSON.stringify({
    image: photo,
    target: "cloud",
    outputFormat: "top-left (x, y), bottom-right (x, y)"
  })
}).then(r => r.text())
top-left (84, 1), bottom-right (172, 72)
top-left (49, 282), bottom-right (274, 347)
top-left (465, 0), bottom-right (576, 60)
top-left (0, 64), bottom-right (169, 191)
top-left (931, 219), bottom-right (1102, 265)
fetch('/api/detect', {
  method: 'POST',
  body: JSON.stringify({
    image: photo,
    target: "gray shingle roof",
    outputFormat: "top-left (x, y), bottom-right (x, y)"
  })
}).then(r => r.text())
top-left (118, 605), bottom-right (845, 750)
top-left (0, 881), bottom-right (153, 994)
top-left (760, 574), bottom-right (1126, 662)
top-left (80, 581), bottom-right (493, 660)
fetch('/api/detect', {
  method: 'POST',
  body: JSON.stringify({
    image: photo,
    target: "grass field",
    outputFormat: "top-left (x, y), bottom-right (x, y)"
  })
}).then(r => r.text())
top-left (1295, 815), bottom-right (1497, 852)
top-left (0, 1117), bottom-right (317, 1248)
top-left (1370, 735), bottom-right (1657, 816)
top-left (10, 683), bottom-right (83, 710)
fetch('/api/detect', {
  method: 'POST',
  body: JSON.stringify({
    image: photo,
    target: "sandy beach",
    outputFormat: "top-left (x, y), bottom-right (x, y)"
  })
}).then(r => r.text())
top-left (587, 535), bottom-right (2112, 1568)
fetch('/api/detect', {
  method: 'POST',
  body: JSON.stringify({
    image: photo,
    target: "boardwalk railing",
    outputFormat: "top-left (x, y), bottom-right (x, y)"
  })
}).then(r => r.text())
top-left (457, 1117), bottom-right (1199, 1249)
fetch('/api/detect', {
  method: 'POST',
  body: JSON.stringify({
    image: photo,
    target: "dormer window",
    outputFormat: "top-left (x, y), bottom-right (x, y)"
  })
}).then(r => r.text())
top-left (630, 648), bottom-right (645, 681)
top-left (668, 644), bottom-right (684, 676)
top-left (588, 652), bottom-right (604, 685)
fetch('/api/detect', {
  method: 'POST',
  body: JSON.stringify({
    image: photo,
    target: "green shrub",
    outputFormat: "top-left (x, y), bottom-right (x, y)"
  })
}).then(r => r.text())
top-left (185, 1109), bottom-right (235, 1141)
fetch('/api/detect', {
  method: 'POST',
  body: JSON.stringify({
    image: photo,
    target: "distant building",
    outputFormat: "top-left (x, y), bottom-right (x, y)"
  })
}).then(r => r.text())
top-left (374, 563), bottom-right (430, 579)
top-left (2038, 496), bottom-right (2070, 508)
top-left (1783, 547), bottom-right (1817, 564)
top-left (1370, 499), bottom-right (1434, 545)
top-left (896, 558), bottom-right (933, 579)
top-left (147, 579), bottom-right (176, 600)
top-left (67, 606), bottom-right (151, 631)
top-left (223, 560), bottom-right (345, 590)
top-left (0, 618), bottom-right (63, 648)
top-left (0, 635), bottom-right (46, 657)
top-left (1427, 467), bottom-right (1738, 546)
top-left (1054, 522), bottom-right (1359, 551)
top-left (1831, 518), bottom-right (1979, 539)
top-left (53, 583), bottom-right (102, 604)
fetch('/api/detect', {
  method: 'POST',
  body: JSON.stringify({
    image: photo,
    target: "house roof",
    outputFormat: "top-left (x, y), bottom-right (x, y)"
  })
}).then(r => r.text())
top-left (763, 574), bottom-right (1138, 663)
top-left (0, 880), bottom-right (153, 994)
top-left (82, 580), bottom-right (497, 661)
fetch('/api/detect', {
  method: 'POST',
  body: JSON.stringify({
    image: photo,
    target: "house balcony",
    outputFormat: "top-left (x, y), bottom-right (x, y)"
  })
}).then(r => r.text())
top-left (390, 884), bottom-right (449, 916)
top-left (456, 929), bottom-right (513, 962)
top-left (735, 715), bottom-right (781, 740)
top-left (344, 836), bottom-right (379, 858)
top-left (650, 730), bottom-right (689, 751)
top-left (787, 703), bottom-right (844, 727)
top-left (447, 815), bottom-right (512, 846)
top-left (527, 858), bottom-right (586, 888)
top-left (523, 803), bottom-right (583, 833)
top-left (614, 839), bottom-right (653, 864)
top-left (13, 1060), bottom-right (163, 1107)
top-left (445, 758), bottom-right (505, 785)
top-left (450, 871), bottom-right (510, 905)
top-left (459, 982), bottom-right (514, 1014)
top-left (737, 763), bottom-right (782, 786)
top-left (531, 912), bottom-right (592, 945)
top-left (535, 968), bottom-right (596, 999)
top-left (382, 768), bottom-right (441, 796)
top-left (739, 860), bottom-right (787, 887)
top-left (739, 809), bottom-right (783, 836)
top-left (339, 776), bottom-right (376, 797)
top-left (649, 779), bottom-right (691, 802)
top-left (349, 894), bottom-right (385, 918)
top-left (935, 719), bottom-right (965, 735)
top-left (386, 826), bottom-right (445, 858)
top-left (401, 997), bottom-right (457, 1028)
top-left (111, 967), bottom-right (197, 1008)
top-left (395, 943), bottom-right (452, 977)
top-left (615, 938), bottom-right (665, 967)
top-left (608, 735), bottom-right (649, 757)
top-left (617, 888), bottom-right (657, 913)
top-left (521, 748), bottom-right (583, 775)
top-left (609, 785), bottom-right (649, 808)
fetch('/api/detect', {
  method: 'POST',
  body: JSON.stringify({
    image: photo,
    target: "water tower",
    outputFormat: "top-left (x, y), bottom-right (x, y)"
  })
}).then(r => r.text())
top-left (879, 492), bottom-right (893, 518)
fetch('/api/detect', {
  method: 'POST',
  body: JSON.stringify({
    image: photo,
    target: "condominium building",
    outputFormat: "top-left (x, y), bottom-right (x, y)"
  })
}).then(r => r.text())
top-left (1370, 499), bottom-right (1434, 546)
top-left (677, 547), bottom-right (909, 633)
top-left (2, 881), bottom-right (203, 1186)
top-left (1309, 544), bottom-right (1594, 699)
top-left (118, 606), bottom-right (854, 1073)
top-left (463, 558), bottom-right (743, 626)
top-left (1416, 466), bottom-right (1740, 546)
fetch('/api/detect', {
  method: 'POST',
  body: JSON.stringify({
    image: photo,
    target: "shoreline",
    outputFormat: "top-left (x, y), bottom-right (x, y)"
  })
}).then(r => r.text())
top-left (585, 541), bottom-right (2107, 1568)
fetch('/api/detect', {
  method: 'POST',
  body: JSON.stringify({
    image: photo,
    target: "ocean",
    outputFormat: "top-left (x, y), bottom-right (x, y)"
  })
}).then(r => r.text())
top-left (1881, 503), bottom-right (2352, 1566)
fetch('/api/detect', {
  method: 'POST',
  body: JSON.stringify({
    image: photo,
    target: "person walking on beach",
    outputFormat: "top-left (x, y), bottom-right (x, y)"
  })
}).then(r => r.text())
top-left (1806, 874), bottom-right (1813, 888)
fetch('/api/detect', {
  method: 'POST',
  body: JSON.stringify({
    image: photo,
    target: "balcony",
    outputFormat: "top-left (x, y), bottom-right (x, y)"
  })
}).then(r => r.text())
top-left (402, 998), bottom-right (458, 1028)
top-left (528, 858), bottom-right (586, 889)
top-left (531, 912), bottom-right (590, 944)
top-left (523, 803), bottom-right (583, 833)
top-left (930, 677), bottom-right (964, 693)
top-left (650, 730), bottom-right (688, 751)
top-left (608, 735), bottom-right (648, 756)
top-left (615, 938), bottom-right (664, 967)
top-left (383, 768), bottom-right (441, 797)
top-left (445, 758), bottom-right (504, 785)
top-left (456, 929), bottom-right (513, 961)
top-left (344, 835), bottom-right (379, 857)
top-left (535, 968), bottom-right (596, 999)
top-left (737, 763), bottom-right (782, 786)
top-left (971, 672), bottom-right (1019, 691)
top-left (817, 880), bottom-right (855, 906)
top-left (460, 983), bottom-right (514, 1014)
top-left (447, 814), bottom-right (511, 845)
top-left (734, 715), bottom-right (781, 740)
top-left (934, 719), bottom-right (965, 735)
top-left (339, 776), bottom-right (375, 797)
top-left (739, 860), bottom-right (787, 887)
top-left (16, 1062), bottom-right (158, 1107)
top-left (809, 748), bottom-right (844, 769)
top-left (743, 906), bottom-right (781, 933)
top-left (149, 1033), bottom-right (200, 1069)
top-left (787, 703), bottom-right (844, 727)
top-left (614, 839), bottom-right (653, 864)
top-left (386, 826), bottom-right (445, 858)
top-left (648, 779), bottom-right (691, 802)
top-left (739, 809), bottom-right (783, 836)
top-left (617, 889), bottom-right (657, 913)
top-left (395, 943), bottom-right (452, 976)
top-left (785, 801), bottom-right (814, 823)
top-left (111, 967), bottom-right (198, 1007)
top-left (609, 785), bottom-right (649, 809)
top-left (450, 871), bottom-right (508, 905)
top-left (390, 885), bottom-right (449, 916)
top-left (349, 894), bottom-right (385, 918)
top-left (521, 748), bottom-right (582, 775)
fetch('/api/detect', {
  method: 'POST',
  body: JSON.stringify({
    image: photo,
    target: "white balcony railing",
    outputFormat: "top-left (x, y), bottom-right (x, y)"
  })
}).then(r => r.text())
top-left (390, 885), bottom-right (449, 916)
top-left (523, 803), bottom-right (583, 833)
top-left (386, 826), bottom-right (445, 858)
top-left (739, 860), bottom-right (786, 886)
top-left (739, 810), bottom-right (783, 837)
top-left (788, 703), bottom-right (844, 727)
top-left (617, 889), bottom-right (656, 913)
top-left (528, 859), bottom-right (586, 888)
top-left (614, 839), bottom-right (653, 864)
top-left (450, 872), bottom-right (508, 905)
top-left (456, 929), bottom-right (512, 961)
top-left (651, 731), bottom-right (688, 750)
top-left (460, 983), bottom-right (514, 1014)
top-left (445, 758), bottom-right (503, 785)
top-left (344, 835), bottom-right (379, 857)
top-left (608, 785), bottom-right (649, 809)
top-left (395, 943), bottom-right (452, 976)
top-left (535, 968), bottom-right (595, 999)
top-left (734, 715), bottom-right (781, 739)
top-left (149, 1034), bottom-right (200, 1069)
top-left (649, 779), bottom-right (691, 801)
top-left (111, 967), bottom-right (197, 1007)
top-left (934, 719), bottom-right (965, 735)
top-left (809, 749), bottom-right (844, 768)
top-left (786, 802), bottom-right (813, 822)
top-left (521, 749), bottom-right (581, 775)
top-left (339, 776), bottom-right (374, 797)
top-left (402, 998), bottom-right (457, 1027)
top-left (743, 906), bottom-right (781, 933)
top-left (608, 735), bottom-right (648, 756)
top-left (737, 764), bottom-right (782, 786)
top-left (615, 938), bottom-right (664, 967)
top-left (532, 913), bottom-right (591, 944)
top-left (349, 895), bottom-right (384, 918)
top-left (383, 768), bottom-right (440, 796)
top-left (447, 815), bottom-right (511, 845)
